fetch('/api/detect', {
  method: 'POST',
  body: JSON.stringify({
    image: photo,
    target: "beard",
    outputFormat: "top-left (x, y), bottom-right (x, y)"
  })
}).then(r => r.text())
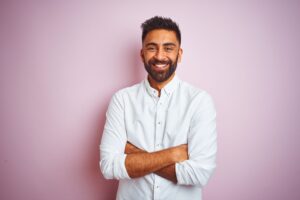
top-left (143, 55), bottom-right (178, 83)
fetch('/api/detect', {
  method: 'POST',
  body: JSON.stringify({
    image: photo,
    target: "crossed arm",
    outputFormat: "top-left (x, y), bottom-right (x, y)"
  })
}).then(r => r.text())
top-left (100, 92), bottom-right (217, 186)
top-left (124, 142), bottom-right (188, 183)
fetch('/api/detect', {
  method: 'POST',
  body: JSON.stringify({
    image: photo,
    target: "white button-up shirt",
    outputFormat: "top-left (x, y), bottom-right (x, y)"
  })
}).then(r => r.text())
top-left (100, 75), bottom-right (217, 200)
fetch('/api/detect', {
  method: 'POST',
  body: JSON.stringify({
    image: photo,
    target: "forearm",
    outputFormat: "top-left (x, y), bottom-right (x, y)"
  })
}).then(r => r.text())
top-left (155, 164), bottom-right (177, 183)
top-left (125, 148), bottom-right (176, 178)
top-left (125, 142), bottom-right (187, 182)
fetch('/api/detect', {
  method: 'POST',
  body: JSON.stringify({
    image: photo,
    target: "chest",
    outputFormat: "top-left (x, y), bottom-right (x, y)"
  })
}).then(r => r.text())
top-left (124, 94), bottom-right (194, 152)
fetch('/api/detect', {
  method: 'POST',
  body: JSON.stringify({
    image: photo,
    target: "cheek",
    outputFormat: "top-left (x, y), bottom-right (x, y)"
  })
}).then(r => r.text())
top-left (143, 55), bottom-right (154, 63)
top-left (170, 53), bottom-right (180, 62)
top-left (169, 56), bottom-right (177, 63)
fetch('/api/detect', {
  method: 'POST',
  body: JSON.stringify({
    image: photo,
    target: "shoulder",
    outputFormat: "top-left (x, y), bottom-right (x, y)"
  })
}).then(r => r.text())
top-left (112, 81), bottom-right (144, 100)
top-left (179, 80), bottom-right (216, 120)
top-left (178, 79), bottom-right (213, 103)
top-left (107, 82), bottom-right (143, 110)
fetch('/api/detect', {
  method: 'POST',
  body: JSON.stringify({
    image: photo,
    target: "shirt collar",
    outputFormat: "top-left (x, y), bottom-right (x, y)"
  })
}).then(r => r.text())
top-left (144, 74), bottom-right (180, 97)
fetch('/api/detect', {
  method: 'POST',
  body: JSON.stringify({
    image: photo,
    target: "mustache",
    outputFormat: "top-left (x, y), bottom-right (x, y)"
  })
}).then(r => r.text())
top-left (148, 58), bottom-right (172, 65)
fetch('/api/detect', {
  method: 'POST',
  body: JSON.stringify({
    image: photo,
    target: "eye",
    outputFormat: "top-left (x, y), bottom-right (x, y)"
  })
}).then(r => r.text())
top-left (146, 47), bottom-right (156, 52)
top-left (165, 47), bottom-right (174, 52)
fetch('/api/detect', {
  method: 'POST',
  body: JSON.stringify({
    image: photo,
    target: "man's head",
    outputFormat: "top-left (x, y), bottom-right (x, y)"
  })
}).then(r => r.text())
top-left (141, 16), bottom-right (181, 45)
top-left (140, 16), bottom-right (183, 83)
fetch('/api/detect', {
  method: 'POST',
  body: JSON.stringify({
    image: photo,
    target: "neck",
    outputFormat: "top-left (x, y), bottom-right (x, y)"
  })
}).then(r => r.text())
top-left (148, 73), bottom-right (175, 96)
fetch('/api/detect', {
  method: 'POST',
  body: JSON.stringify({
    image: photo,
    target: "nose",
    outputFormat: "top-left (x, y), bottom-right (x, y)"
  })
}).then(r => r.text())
top-left (154, 47), bottom-right (167, 61)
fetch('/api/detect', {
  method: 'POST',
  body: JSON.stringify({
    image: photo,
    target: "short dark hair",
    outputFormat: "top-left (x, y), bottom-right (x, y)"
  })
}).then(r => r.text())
top-left (141, 16), bottom-right (181, 45)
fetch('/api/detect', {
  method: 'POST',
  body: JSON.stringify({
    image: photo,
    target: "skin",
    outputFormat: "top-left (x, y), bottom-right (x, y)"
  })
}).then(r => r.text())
top-left (125, 142), bottom-right (188, 183)
top-left (124, 29), bottom-right (188, 183)
top-left (141, 29), bottom-right (183, 96)
top-left (125, 142), bottom-right (188, 182)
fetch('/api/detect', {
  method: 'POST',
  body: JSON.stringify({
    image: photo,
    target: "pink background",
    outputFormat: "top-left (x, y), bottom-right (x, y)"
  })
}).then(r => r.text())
top-left (1, 1), bottom-right (299, 200)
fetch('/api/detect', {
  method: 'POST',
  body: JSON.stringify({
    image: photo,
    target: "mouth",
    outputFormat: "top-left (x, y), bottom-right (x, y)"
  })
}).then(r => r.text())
top-left (152, 63), bottom-right (169, 71)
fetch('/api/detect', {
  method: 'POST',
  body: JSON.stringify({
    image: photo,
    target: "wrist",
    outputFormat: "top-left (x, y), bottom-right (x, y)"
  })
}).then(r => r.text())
top-left (170, 146), bottom-right (180, 163)
top-left (169, 144), bottom-right (188, 163)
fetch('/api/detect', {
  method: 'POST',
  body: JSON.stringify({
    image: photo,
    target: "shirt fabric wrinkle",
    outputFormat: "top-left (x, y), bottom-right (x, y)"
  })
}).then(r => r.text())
top-left (100, 75), bottom-right (217, 200)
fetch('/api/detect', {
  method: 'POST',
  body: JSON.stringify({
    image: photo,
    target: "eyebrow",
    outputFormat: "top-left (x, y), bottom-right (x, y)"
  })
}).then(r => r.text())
top-left (145, 42), bottom-right (177, 47)
top-left (163, 43), bottom-right (176, 47)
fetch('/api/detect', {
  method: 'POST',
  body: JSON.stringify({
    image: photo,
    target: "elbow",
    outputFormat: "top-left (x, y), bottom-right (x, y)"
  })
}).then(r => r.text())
top-left (177, 162), bottom-right (216, 187)
top-left (99, 153), bottom-right (130, 180)
top-left (99, 159), bottom-right (114, 179)
top-left (194, 165), bottom-right (216, 187)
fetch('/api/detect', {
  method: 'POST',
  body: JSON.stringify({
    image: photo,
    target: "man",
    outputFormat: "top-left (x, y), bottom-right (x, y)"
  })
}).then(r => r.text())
top-left (100, 16), bottom-right (217, 200)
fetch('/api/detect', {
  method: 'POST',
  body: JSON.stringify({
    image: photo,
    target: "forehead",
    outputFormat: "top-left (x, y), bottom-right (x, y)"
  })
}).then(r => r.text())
top-left (143, 29), bottom-right (178, 46)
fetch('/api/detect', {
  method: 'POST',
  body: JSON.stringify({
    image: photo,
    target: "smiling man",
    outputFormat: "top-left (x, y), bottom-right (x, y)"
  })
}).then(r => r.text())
top-left (100, 16), bottom-right (217, 200)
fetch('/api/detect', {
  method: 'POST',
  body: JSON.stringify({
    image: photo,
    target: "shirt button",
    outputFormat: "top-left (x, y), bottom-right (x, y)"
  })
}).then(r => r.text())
top-left (158, 121), bottom-right (161, 125)
top-left (156, 144), bottom-right (160, 147)
top-left (156, 185), bottom-right (159, 189)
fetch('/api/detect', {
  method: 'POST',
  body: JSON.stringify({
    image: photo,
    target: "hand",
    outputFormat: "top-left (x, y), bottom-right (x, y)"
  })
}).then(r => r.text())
top-left (124, 141), bottom-right (188, 182)
top-left (125, 142), bottom-right (145, 154)
top-left (171, 144), bottom-right (188, 163)
top-left (125, 142), bottom-right (188, 163)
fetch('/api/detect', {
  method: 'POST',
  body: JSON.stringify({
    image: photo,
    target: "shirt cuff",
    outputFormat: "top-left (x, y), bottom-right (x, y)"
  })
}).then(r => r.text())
top-left (114, 154), bottom-right (131, 180)
top-left (175, 161), bottom-right (186, 185)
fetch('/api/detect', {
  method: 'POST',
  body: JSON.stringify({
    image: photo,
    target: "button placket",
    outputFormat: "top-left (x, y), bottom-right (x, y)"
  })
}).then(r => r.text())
top-left (155, 98), bottom-right (164, 151)
top-left (155, 96), bottom-right (166, 153)
top-left (153, 183), bottom-right (160, 200)
top-left (154, 94), bottom-right (167, 199)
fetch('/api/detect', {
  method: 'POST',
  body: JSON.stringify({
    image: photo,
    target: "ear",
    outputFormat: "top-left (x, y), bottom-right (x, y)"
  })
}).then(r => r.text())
top-left (140, 49), bottom-right (145, 62)
top-left (177, 48), bottom-right (183, 63)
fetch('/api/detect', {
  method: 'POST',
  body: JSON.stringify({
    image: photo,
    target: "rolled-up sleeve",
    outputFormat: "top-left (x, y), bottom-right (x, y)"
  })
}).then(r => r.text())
top-left (175, 92), bottom-right (217, 186)
top-left (99, 91), bottom-right (130, 180)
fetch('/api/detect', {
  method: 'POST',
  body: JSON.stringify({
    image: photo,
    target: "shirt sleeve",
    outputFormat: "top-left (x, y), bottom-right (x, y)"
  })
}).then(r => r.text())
top-left (99, 91), bottom-right (130, 180)
top-left (175, 92), bottom-right (217, 186)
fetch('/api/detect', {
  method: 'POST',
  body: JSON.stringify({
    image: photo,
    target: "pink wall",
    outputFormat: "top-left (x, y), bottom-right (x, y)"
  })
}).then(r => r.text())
top-left (1, 1), bottom-right (299, 200)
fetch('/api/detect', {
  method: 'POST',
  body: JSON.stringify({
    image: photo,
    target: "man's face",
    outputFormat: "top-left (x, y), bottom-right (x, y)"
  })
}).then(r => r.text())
top-left (141, 29), bottom-right (182, 83)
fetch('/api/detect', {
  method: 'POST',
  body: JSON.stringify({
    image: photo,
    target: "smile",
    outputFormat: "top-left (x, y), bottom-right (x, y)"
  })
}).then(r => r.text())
top-left (152, 63), bottom-right (168, 70)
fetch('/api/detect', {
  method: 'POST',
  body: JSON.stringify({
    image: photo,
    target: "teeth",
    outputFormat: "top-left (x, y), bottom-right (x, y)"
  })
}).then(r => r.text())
top-left (155, 64), bottom-right (167, 68)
